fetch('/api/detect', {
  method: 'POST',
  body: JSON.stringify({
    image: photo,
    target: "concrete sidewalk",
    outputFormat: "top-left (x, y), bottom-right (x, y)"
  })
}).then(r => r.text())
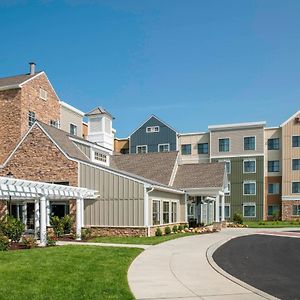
top-left (128, 228), bottom-right (276, 300)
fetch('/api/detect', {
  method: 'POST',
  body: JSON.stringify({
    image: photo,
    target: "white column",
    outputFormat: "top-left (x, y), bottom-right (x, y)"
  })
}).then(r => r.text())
top-left (22, 203), bottom-right (27, 227)
top-left (184, 193), bottom-right (188, 223)
top-left (215, 196), bottom-right (220, 222)
top-left (39, 196), bottom-right (47, 246)
top-left (46, 200), bottom-right (50, 226)
top-left (81, 198), bottom-right (84, 227)
top-left (221, 194), bottom-right (225, 222)
top-left (34, 199), bottom-right (40, 238)
top-left (76, 198), bottom-right (82, 240)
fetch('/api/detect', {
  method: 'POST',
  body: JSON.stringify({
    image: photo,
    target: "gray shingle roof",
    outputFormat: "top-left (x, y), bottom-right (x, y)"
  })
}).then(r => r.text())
top-left (110, 152), bottom-right (179, 186)
top-left (173, 162), bottom-right (225, 189)
top-left (0, 72), bottom-right (42, 88)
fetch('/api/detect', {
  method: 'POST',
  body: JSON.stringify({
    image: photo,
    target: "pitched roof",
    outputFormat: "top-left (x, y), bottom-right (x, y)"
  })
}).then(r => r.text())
top-left (0, 72), bottom-right (43, 89)
top-left (110, 151), bottom-right (179, 186)
top-left (173, 162), bottom-right (225, 189)
top-left (85, 106), bottom-right (114, 119)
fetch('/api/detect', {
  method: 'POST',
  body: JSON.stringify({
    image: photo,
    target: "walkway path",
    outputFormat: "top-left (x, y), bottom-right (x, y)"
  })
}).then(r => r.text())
top-left (128, 228), bottom-right (283, 300)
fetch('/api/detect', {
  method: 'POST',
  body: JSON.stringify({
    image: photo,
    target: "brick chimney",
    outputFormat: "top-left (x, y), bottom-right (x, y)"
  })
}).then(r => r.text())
top-left (29, 62), bottom-right (36, 75)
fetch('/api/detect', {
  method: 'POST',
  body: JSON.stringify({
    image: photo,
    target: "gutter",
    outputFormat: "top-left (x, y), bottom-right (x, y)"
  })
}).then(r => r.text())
top-left (0, 84), bottom-right (21, 91)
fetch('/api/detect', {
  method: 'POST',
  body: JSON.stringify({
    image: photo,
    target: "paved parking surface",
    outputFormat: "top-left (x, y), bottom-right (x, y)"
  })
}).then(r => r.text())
top-left (213, 234), bottom-right (300, 300)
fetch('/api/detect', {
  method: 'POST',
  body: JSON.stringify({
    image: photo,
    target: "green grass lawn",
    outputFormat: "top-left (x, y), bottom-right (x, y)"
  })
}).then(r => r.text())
top-left (90, 232), bottom-right (195, 245)
top-left (244, 220), bottom-right (300, 228)
top-left (0, 245), bottom-right (142, 300)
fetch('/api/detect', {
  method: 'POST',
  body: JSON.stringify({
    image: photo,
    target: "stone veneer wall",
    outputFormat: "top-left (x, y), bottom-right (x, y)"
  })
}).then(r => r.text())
top-left (282, 200), bottom-right (300, 220)
top-left (88, 226), bottom-right (148, 237)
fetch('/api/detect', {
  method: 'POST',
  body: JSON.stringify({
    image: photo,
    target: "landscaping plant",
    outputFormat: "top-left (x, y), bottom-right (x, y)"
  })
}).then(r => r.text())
top-left (50, 216), bottom-right (64, 237)
top-left (165, 226), bottom-right (171, 235)
top-left (172, 225), bottom-right (178, 233)
top-left (0, 216), bottom-right (25, 242)
top-left (22, 236), bottom-right (38, 249)
top-left (233, 213), bottom-right (243, 225)
top-left (0, 233), bottom-right (10, 251)
top-left (178, 225), bottom-right (184, 231)
top-left (155, 228), bottom-right (162, 236)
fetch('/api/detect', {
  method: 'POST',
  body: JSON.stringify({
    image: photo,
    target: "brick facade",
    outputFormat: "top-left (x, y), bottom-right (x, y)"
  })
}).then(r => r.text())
top-left (0, 72), bottom-right (60, 164)
top-left (264, 176), bottom-right (282, 220)
top-left (282, 200), bottom-right (300, 221)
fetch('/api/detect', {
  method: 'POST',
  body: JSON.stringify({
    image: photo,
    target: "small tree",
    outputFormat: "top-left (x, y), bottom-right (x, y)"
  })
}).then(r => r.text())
top-left (233, 213), bottom-right (243, 224)
top-left (155, 228), bottom-right (162, 236)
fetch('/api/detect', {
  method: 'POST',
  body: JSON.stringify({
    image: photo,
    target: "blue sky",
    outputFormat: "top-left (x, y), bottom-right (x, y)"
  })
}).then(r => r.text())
top-left (1, 0), bottom-right (300, 137)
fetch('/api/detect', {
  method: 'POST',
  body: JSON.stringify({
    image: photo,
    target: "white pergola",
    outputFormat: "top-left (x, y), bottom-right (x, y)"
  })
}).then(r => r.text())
top-left (0, 176), bottom-right (98, 246)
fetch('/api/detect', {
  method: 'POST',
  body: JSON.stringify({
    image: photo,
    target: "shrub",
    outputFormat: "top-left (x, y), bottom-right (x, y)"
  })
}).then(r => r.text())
top-left (199, 222), bottom-right (205, 227)
top-left (61, 215), bottom-right (74, 234)
top-left (81, 228), bottom-right (92, 240)
top-left (22, 236), bottom-right (38, 249)
top-left (0, 234), bottom-right (9, 251)
top-left (47, 233), bottom-right (57, 246)
top-left (172, 225), bottom-right (178, 233)
top-left (0, 216), bottom-right (25, 242)
top-left (155, 228), bottom-right (162, 236)
top-left (178, 225), bottom-right (184, 231)
top-left (233, 213), bottom-right (243, 225)
top-left (50, 216), bottom-right (64, 237)
top-left (184, 224), bottom-right (188, 229)
top-left (165, 226), bottom-right (171, 235)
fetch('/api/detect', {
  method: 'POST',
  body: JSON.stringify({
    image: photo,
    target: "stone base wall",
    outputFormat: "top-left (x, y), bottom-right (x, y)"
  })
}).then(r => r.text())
top-left (282, 200), bottom-right (300, 220)
top-left (149, 223), bottom-right (186, 237)
top-left (0, 201), bottom-right (7, 220)
top-left (87, 226), bottom-right (148, 237)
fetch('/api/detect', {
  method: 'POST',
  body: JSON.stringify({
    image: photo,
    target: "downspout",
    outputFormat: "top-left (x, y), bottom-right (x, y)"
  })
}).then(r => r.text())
top-left (144, 185), bottom-right (154, 237)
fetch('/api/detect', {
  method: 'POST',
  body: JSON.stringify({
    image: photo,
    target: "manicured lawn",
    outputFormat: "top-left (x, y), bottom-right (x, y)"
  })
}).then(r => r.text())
top-left (244, 220), bottom-right (300, 228)
top-left (0, 245), bottom-right (142, 300)
top-left (90, 233), bottom-right (195, 245)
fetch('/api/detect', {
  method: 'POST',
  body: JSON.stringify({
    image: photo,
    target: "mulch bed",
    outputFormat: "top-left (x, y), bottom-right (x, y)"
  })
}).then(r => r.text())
top-left (9, 242), bottom-right (28, 251)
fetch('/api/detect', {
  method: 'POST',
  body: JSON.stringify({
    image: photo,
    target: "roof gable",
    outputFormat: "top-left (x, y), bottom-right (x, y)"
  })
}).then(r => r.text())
top-left (280, 110), bottom-right (300, 127)
top-left (0, 72), bottom-right (43, 91)
top-left (85, 106), bottom-right (114, 119)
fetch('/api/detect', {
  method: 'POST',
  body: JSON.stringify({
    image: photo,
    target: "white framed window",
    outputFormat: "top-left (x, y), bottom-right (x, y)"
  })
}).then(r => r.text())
top-left (243, 203), bottom-right (256, 217)
top-left (50, 120), bottom-right (60, 128)
top-left (70, 123), bottom-right (77, 136)
top-left (292, 159), bottom-right (300, 171)
top-left (219, 138), bottom-right (230, 152)
top-left (218, 159), bottom-right (231, 174)
top-left (28, 111), bottom-right (36, 127)
top-left (292, 182), bottom-right (300, 194)
top-left (219, 203), bottom-right (230, 218)
top-left (94, 151), bottom-right (107, 162)
top-left (268, 183), bottom-right (280, 194)
top-left (163, 201), bottom-right (170, 224)
top-left (187, 203), bottom-right (195, 219)
top-left (292, 136), bottom-right (300, 147)
top-left (244, 136), bottom-right (256, 151)
top-left (181, 144), bottom-right (191, 155)
top-left (136, 145), bottom-right (148, 154)
top-left (158, 143), bottom-right (170, 152)
top-left (243, 159), bottom-right (256, 173)
top-left (152, 200), bottom-right (160, 225)
top-left (39, 88), bottom-right (47, 100)
top-left (146, 126), bottom-right (159, 133)
top-left (171, 202), bottom-right (177, 223)
top-left (243, 181), bottom-right (256, 195)
top-left (268, 138), bottom-right (279, 150)
top-left (268, 160), bottom-right (280, 172)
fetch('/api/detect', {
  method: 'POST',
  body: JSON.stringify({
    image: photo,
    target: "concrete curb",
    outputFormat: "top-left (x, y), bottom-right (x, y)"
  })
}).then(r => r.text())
top-left (206, 235), bottom-right (279, 300)
top-left (56, 241), bottom-right (151, 249)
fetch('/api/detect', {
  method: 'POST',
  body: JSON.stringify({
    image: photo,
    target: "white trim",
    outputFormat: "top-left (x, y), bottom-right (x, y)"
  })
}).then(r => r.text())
top-left (280, 110), bottom-right (300, 127)
top-left (218, 159), bottom-right (231, 174)
top-left (243, 181), bottom-right (256, 196)
top-left (208, 121), bottom-right (266, 131)
top-left (69, 137), bottom-right (112, 154)
top-left (169, 152), bottom-right (179, 186)
top-left (243, 158), bottom-right (256, 174)
top-left (243, 135), bottom-right (256, 151)
top-left (282, 196), bottom-right (300, 201)
top-left (218, 137), bottom-right (231, 153)
top-left (178, 131), bottom-right (206, 136)
top-left (243, 202), bottom-right (256, 218)
top-left (136, 145), bottom-right (148, 154)
top-left (158, 143), bottom-right (170, 152)
top-left (219, 202), bottom-right (231, 218)
top-left (146, 126), bottom-right (160, 133)
top-left (69, 122), bottom-right (78, 136)
top-left (60, 101), bottom-right (85, 116)
top-left (211, 153), bottom-right (264, 159)
top-left (267, 160), bottom-right (280, 173)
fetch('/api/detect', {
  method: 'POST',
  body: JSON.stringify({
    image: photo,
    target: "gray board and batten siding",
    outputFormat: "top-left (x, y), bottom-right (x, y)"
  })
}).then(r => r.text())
top-left (130, 116), bottom-right (177, 153)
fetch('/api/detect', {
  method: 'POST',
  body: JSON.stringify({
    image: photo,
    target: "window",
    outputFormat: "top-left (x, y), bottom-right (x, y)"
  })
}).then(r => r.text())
top-left (268, 205), bottom-right (280, 217)
top-left (243, 181), bottom-right (256, 195)
top-left (28, 111), bottom-right (36, 127)
top-left (219, 204), bottom-right (230, 218)
top-left (243, 159), bottom-right (256, 173)
top-left (39, 88), bottom-right (47, 100)
top-left (292, 136), bottom-right (300, 147)
top-left (244, 136), bottom-right (256, 150)
top-left (198, 143), bottom-right (208, 154)
top-left (219, 160), bottom-right (231, 174)
top-left (268, 160), bottom-right (280, 172)
top-left (268, 183), bottom-right (280, 194)
top-left (158, 143), bottom-right (170, 152)
top-left (181, 144), bottom-right (191, 155)
top-left (50, 120), bottom-right (59, 128)
top-left (94, 151), bottom-right (107, 162)
top-left (293, 205), bottom-right (300, 216)
top-left (50, 202), bottom-right (69, 218)
top-left (268, 138), bottom-right (279, 150)
top-left (292, 182), bottom-right (300, 194)
top-left (171, 202), bottom-right (177, 223)
top-left (146, 126), bottom-right (159, 133)
top-left (163, 201), bottom-right (170, 224)
top-left (219, 138), bottom-right (230, 152)
top-left (243, 203), bottom-right (256, 217)
top-left (152, 200), bottom-right (160, 225)
top-left (70, 123), bottom-right (77, 136)
top-left (136, 145), bottom-right (147, 154)
top-left (292, 159), bottom-right (300, 170)
top-left (225, 182), bottom-right (231, 195)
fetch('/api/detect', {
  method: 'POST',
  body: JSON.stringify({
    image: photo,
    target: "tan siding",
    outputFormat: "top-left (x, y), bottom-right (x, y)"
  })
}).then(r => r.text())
top-left (60, 104), bottom-right (83, 137)
top-left (80, 163), bottom-right (145, 226)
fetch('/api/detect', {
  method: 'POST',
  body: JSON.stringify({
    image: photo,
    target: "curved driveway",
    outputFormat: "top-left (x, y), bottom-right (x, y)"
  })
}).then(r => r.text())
top-left (128, 228), bottom-right (276, 300)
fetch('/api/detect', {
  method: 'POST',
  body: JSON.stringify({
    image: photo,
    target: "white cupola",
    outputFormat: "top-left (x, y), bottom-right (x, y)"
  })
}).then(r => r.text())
top-left (85, 107), bottom-right (115, 151)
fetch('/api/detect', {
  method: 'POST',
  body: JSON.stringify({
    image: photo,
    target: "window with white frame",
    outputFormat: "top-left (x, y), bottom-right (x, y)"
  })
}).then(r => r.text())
top-left (158, 143), bottom-right (170, 152)
top-left (39, 88), bottom-right (47, 100)
top-left (292, 159), bottom-right (300, 171)
top-left (50, 120), bottom-right (60, 128)
top-left (28, 111), bottom-right (36, 127)
top-left (268, 138), bottom-right (279, 150)
top-left (94, 151), bottom-right (107, 162)
top-left (136, 145), bottom-right (147, 154)
top-left (146, 126), bottom-right (159, 133)
top-left (292, 136), bottom-right (300, 147)
top-left (163, 201), bottom-right (170, 224)
top-left (243, 181), bottom-right (256, 195)
top-left (268, 204), bottom-right (280, 217)
top-left (219, 138), bottom-right (230, 152)
top-left (292, 205), bottom-right (300, 216)
top-left (292, 182), bottom-right (300, 194)
top-left (268, 183), bottom-right (280, 194)
top-left (219, 159), bottom-right (231, 174)
top-left (244, 136), bottom-right (256, 150)
top-left (171, 202), bottom-right (177, 223)
top-left (268, 160), bottom-right (280, 172)
top-left (243, 203), bottom-right (256, 217)
top-left (243, 159), bottom-right (256, 173)
top-left (152, 200), bottom-right (160, 225)
top-left (70, 123), bottom-right (77, 136)
top-left (219, 203), bottom-right (230, 218)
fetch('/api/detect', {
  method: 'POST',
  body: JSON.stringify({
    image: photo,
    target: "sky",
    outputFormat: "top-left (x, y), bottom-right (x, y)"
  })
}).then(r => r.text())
top-left (1, 0), bottom-right (300, 137)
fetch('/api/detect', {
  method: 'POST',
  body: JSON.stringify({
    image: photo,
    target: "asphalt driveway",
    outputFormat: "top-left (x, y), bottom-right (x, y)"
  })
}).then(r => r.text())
top-left (213, 234), bottom-right (300, 300)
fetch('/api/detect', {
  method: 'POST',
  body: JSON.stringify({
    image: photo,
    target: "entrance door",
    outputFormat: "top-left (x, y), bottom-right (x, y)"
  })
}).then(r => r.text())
top-left (26, 203), bottom-right (35, 230)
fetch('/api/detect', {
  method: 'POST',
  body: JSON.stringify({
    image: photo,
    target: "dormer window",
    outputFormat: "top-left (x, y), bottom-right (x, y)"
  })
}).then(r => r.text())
top-left (39, 88), bottom-right (47, 100)
top-left (146, 126), bottom-right (159, 133)
top-left (94, 151), bottom-right (107, 162)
